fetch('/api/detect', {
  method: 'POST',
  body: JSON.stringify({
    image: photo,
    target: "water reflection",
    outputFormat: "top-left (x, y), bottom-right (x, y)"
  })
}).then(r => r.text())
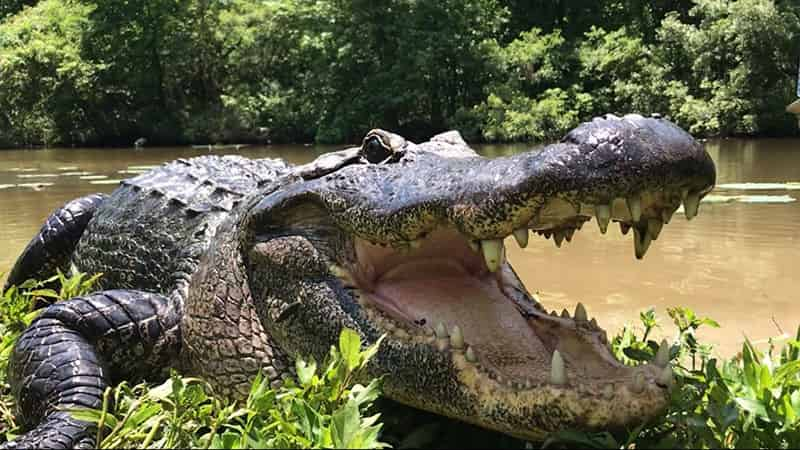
top-left (1, 138), bottom-right (799, 356)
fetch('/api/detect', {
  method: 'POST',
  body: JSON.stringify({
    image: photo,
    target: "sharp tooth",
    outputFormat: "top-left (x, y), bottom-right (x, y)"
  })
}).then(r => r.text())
top-left (561, 309), bottom-right (570, 319)
top-left (657, 365), bottom-right (674, 387)
top-left (553, 230), bottom-right (564, 247)
top-left (574, 302), bottom-right (587, 321)
top-left (329, 264), bottom-right (350, 280)
top-left (684, 192), bottom-right (700, 220)
top-left (465, 346), bottom-right (477, 362)
top-left (654, 339), bottom-right (670, 367)
top-left (631, 372), bottom-right (645, 393)
top-left (550, 350), bottom-right (566, 385)
top-left (602, 384), bottom-right (614, 399)
top-left (512, 228), bottom-right (529, 248)
top-left (627, 196), bottom-right (642, 222)
top-left (647, 218), bottom-right (663, 240)
top-left (435, 322), bottom-right (448, 339)
top-left (633, 227), bottom-right (652, 260)
top-left (468, 240), bottom-right (480, 253)
top-left (450, 325), bottom-right (464, 349)
top-left (480, 239), bottom-right (504, 272)
top-left (436, 338), bottom-right (450, 351)
top-left (395, 329), bottom-right (409, 340)
top-left (662, 207), bottom-right (675, 224)
top-left (620, 222), bottom-right (631, 235)
top-left (564, 228), bottom-right (575, 242)
top-left (590, 317), bottom-right (598, 328)
top-left (595, 204), bottom-right (611, 234)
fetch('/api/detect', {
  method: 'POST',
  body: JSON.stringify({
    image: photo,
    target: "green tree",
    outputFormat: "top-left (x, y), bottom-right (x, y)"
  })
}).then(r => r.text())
top-left (300, 0), bottom-right (507, 142)
top-left (0, 0), bottom-right (101, 147)
top-left (0, 0), bottom-right (36, 20)
top-left (658, 0), bottom-right (800, 136)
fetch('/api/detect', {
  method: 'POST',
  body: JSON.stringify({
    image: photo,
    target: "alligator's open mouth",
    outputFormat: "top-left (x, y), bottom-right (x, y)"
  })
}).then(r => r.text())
top-left (353, 227), bottom-right (622, 384)
top-left (329, 189), bottom-right (692, 399)
top-left (336, 219), bottom-right (674, 395)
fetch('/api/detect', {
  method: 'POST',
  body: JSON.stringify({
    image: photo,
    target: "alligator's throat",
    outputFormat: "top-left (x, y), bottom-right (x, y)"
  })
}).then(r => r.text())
top-left (343, 228), bottom-right (626, 387)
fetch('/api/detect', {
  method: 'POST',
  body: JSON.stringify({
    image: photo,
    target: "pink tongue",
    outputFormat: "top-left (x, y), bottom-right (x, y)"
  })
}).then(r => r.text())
top-left (368, 260), bottom-right (550, 378)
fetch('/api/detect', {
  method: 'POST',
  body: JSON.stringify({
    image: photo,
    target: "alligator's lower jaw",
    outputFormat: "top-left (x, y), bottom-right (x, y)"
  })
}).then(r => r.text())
top-left (335, 228), bottom-right (672, 398)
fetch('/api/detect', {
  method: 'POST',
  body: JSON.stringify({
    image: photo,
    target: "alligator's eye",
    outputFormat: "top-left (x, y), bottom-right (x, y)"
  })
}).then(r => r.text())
top-left (363, 136), bottom-right (392, 163)
top-left (360, 129), bottom-right (405, 164)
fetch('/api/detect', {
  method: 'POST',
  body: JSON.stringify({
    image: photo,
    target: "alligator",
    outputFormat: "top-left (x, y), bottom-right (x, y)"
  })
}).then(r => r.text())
top-left (2, 114), bottom-right (716, 448)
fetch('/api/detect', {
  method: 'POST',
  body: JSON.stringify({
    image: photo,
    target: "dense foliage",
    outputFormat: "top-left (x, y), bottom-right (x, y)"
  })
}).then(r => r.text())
top-left (0, 272), bottom-right (798, 448)
top-left (0, 0), bottom-right (797, 147)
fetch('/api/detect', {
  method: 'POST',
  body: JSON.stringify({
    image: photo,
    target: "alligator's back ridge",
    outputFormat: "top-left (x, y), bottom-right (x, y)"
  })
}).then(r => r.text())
top-left (72, 155), bottom-right (291, 296)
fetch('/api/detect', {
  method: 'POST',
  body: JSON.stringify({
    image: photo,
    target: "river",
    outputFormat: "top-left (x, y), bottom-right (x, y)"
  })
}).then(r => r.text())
top-left (1, 138), bottom-right (798, 356)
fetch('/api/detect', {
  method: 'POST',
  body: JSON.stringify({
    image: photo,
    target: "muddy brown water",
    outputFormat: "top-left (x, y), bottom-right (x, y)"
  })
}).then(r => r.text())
top-left (1, 139), bottom-right (798, 356)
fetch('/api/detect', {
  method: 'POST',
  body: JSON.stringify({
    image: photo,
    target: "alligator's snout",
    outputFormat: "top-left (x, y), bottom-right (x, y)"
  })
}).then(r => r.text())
top-left (259, 114), bottom-right (714, 259)
top-left (244, 114), bottom-right (716, 440)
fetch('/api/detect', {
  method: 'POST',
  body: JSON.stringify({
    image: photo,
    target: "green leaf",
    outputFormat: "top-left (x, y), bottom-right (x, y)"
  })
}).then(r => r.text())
top-left (66, 408), bottom-right (119, 430)
top-left (350, 378), bottom-right (382, 406)
top-left (699, 318), bottom-right (721, 328)
top-left (296, 358), bottom-right (317, 386)
top-left (23, 289), bottom-right (59, 299)
top-left (735, 397), bottom-right (768, 419)
top-left (331, 401), bottom-right (361, 448)
top-left (338, 328), bottom-right (361, 372)
top-left (774, 360), bottom-right (800, 384)
top-left (358, 334), bottom-right (385, 370)
top-left (217, 431), bottom-right (240, 449)
top-left (623, 346), bottom-right (653, 362)
top-left (294, 398), bottom-right (324, 443)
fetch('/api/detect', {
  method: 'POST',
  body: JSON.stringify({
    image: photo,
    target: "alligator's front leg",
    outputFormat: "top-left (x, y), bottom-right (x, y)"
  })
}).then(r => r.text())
top-left (4, 194), bottom-right (107, 293)
top-left (4, 290), bottom-right (181, 449)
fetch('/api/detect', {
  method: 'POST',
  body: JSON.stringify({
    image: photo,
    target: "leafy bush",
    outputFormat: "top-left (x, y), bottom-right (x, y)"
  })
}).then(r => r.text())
top-left (0, 272), bottom-right (387, 448)
top-left (69, 330), bottom-right (387, 449)
top-left (548, 307), bottom-right (800, 449)
top-left (1, 272), bottom-right (798, 448)
top-left (0, 268), bottom-right (102, 440)
top-left (0, 0), bottom-right (102, 147)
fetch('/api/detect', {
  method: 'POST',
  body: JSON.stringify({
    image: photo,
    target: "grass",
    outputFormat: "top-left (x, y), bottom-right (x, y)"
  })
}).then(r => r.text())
top-left (0, 271), bottom-right (798, 449)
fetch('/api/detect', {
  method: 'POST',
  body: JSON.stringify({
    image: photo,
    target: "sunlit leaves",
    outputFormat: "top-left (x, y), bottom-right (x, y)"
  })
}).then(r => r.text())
top-left (566, 307), bottom-right (800, 449)
top-left (62, 328), bottom-right (387, 449)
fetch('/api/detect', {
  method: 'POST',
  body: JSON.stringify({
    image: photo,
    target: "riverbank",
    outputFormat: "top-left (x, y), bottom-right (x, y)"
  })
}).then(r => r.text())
top-left (1, 0), bottom-right (798, 148)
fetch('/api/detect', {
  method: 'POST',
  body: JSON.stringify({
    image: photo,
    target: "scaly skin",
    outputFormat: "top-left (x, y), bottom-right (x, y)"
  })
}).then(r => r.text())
top-left (3, 114), bottom-right (716, 448)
